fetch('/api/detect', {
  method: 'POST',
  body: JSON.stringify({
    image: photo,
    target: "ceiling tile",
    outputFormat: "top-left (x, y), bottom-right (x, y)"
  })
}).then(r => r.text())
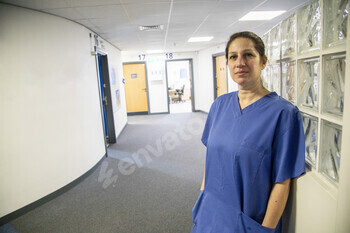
top-left (0, 0), bottom-right (69, 9)
top-left (172, 0), bottom-right (216, 2)
top-left (67, 0), bottom-right (120, 7)
top-left (132, 15), bottom-right (169, 26)
top-left (1, 0), bottom-right (310, 52)
top-left (123, 2), bottom-right (170, 18)
top-left (43, 7), bottom-right (85, 20)
top-left (74, 4), bottom-right (126, 19)
top-left (256, 0), bottom-right (309, 11)
top-left (170, 14), bottom-right (206, 24)
top-left (210, 0), bottom-right (263, 14)
top-left (171, 1), bottom-right (217, 16)
top-left (89, 18), bottom-right (130, 29)
top-left (121, 0), bottom-right (171, 3)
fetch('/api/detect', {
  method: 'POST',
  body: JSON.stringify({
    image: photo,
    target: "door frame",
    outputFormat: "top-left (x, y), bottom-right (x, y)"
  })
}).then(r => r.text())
top-left (212, 52), bottom-right (228, 100)
top-left (165, 58), bottom-right (196, 113)
top-left (93, 47), bottom-right (116, 152)
top-left (122, 61), bottom-right (150, 115)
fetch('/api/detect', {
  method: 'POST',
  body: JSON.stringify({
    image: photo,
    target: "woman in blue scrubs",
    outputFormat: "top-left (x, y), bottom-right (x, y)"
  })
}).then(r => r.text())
top-left (191, 31), bottom-right (305, 233)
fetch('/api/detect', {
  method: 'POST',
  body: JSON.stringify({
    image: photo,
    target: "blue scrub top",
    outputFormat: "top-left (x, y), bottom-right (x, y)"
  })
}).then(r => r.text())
top-left (191, 91), bottom-right (305, 233)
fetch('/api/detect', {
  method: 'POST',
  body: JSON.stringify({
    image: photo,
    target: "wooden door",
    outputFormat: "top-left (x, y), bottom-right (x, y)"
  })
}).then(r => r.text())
top-left (216, 55), bottom-right (227, 97)
top-left (123, 63), bottom-right (149, 113)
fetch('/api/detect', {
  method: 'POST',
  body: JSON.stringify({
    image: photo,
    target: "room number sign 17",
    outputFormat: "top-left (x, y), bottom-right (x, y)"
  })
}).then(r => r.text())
top-left (138, 54), bottom-right (146, 60)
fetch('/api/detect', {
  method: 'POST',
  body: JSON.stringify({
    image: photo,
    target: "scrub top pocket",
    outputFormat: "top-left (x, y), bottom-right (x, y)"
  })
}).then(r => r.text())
top-left (235, 141), bottom-right (267, 184)
top-left (235, 211), bottom-right (275, 233)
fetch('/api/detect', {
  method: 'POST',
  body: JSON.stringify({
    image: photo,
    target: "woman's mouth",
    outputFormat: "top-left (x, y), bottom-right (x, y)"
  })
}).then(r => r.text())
top-left (235, 71), bottom-right (248, 75)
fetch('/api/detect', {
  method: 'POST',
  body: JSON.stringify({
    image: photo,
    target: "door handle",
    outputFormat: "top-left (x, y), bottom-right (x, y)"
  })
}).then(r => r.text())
top-left (103, 96), bottom-right (108, 105)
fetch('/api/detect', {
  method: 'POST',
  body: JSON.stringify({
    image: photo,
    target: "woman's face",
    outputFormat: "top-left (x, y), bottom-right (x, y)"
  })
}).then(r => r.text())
top-left (227, 37), bottom-right (267, 90)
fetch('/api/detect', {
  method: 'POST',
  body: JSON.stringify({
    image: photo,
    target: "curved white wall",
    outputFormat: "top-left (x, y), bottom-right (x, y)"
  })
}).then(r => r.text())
top-left (0, 4), bottom-right (126, 218)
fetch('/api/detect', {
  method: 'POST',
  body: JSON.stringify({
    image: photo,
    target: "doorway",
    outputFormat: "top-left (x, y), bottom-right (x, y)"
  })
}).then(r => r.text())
top-left (122, 62), bottom-right (149, 115)
top-left (97, 54), bottom-right (116, 145)
top-left (213, 54), bottom-right (228, 99)
top-left (165, 59), bottom-right (194, 113)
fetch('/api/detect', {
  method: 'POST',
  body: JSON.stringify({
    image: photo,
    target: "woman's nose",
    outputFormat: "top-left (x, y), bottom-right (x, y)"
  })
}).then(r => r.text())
top-left (235, 56), bottom-right (245, 67)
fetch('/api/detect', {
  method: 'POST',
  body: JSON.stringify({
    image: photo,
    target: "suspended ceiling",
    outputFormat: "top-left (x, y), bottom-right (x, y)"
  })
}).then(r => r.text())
top-left (0, 0), bottom-right (310, 52)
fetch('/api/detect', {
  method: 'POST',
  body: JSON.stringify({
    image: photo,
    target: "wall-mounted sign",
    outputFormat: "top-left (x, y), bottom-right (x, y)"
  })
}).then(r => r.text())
top-left (138, 53), bottom-right (175, 61)
top-left (116, 89), bottom-right (121, 108)
top-left (138, 54), bottom-right (146, 60)
top-left (110, 68), bottom-right (116, 85)
top-left (166, 53), bottom-right (174, 59)
top-left (131, 74), bottom-right (137, 78)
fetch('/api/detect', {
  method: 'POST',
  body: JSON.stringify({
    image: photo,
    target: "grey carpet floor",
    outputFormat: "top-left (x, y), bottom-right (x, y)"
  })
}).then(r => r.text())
top-left (5, 112), bottom-right (207, 233)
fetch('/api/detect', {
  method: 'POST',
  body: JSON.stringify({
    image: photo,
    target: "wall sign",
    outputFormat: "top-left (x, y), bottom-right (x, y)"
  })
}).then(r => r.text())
top-left (138, 54), bottom-right (146, 60)
top-left (116, 89), bottom-right (121, 108)
top-left (138, 53), bottom-right (175, 61)
top-left (166, 53), bottom-right (173, 59)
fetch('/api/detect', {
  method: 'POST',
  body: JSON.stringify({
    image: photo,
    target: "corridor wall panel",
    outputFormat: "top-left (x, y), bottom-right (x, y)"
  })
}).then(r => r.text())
top-left (0, 3), bottom-right (126, 218)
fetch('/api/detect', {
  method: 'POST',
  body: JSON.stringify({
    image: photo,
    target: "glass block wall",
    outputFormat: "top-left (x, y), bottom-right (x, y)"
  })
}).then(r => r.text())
top-left (262, 0), bottom-right (348, 185)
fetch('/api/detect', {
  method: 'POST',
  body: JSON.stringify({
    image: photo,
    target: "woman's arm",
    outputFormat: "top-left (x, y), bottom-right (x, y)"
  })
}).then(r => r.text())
top-left (200, 170), bottom-right (205, 191)
top-left (262, 179), bottom-right (291, 229)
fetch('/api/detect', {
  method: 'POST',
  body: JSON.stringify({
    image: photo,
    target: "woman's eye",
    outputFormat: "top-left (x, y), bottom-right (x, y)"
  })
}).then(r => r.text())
top-left (230, 55), bottom-right (237, 59)
top-left (246, 53), bottom-right (253, 57)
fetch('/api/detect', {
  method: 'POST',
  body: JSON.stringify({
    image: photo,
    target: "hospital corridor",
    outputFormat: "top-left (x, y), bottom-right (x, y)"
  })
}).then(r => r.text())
top-left (1, 0), bottom-right (350, 233)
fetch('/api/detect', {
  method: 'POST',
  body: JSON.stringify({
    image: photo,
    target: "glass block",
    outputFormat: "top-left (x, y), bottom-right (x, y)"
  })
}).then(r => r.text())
top-left (298, 58), bottom-right (319, 110)
top-left (320, 121), bottom-right (342, 183)
top-left (261, 65), bottom-right (271, 90)
top-left (270, 64), bottom-right (281, 95)
top-left (323, 53), bottom-right (346, 117)
top-left (324, 0), bottom-right (349, 48)
top-left (281, 60), bottom-right (296, 102)
top-left (301, 113), bottom-right (318, 167)
top-left (297, 0), bottom-right (321, 53)
top-left (262, 33), bottom-right (270, 59)
top-left (281, 14), bottom-right (296, 58)
top-left (270, 25), bottom-right (281, 61)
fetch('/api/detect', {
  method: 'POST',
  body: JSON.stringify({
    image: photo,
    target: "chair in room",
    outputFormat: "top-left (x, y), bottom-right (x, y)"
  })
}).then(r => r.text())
top-left (174, 85), bottom-right (185, 103)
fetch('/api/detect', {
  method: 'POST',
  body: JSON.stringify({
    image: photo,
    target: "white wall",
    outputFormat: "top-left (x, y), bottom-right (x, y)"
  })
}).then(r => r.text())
top-left (167, 60), bottom-right (191, 90)
top-left (197, 44), bottom-right (233, 112)
top-left (122, 51), bottom-right (198, 113)
top-left (283, 172), bottom-right (338, 233)
top-left (0, 4), bottom-right (127, 218)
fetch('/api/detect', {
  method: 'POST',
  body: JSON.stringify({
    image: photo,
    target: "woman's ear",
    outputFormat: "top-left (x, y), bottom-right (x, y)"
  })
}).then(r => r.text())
top-left (261, 56), bottom-right (268, 70)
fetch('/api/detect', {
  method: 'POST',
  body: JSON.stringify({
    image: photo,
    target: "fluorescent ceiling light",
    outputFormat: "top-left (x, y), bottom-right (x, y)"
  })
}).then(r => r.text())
top-left (146, 50), bottom-right (164, 54)
top-left (188, 37), bottom-right (213, 42)
top-left (239, 11), bottom-right (286, 21)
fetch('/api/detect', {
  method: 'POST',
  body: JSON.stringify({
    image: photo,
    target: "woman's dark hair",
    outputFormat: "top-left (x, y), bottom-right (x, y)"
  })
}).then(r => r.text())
top-left (225, 31), bottom-right (266, 62)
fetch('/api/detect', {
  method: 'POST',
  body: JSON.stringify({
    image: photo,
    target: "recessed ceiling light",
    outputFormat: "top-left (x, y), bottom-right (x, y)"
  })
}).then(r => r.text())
top-left (146, 50), bottom-right (164, 54)
top-left (188, 37), bottom-right (213, 42)
top-left (239, 11), bottom-right (286, 21)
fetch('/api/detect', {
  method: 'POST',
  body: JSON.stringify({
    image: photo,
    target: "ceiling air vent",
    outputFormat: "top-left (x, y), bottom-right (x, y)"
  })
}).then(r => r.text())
top-left (139, 25), bottom-right (164, 31)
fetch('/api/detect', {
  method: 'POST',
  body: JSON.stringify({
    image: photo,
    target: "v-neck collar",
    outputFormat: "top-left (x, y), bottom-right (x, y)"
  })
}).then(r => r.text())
top-left (233, 91), bottom-right (277, 116)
